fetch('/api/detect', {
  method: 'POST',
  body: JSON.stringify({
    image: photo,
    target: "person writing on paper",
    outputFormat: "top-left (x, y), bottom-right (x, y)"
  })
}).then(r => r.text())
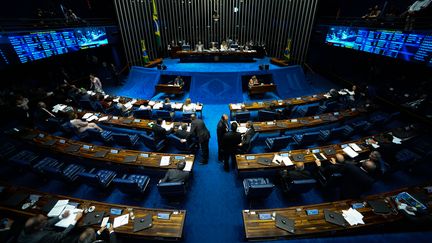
top-left (69, 112), bottom-right (103, 133)
top-left (17, 210), bottom-right (83, 243)
top-left (160, 161), bottom-right (190, 183)
top-left (78, 224), bottom-right (117, 243)
top-left (248, 76), bottom-right (259, 87)
top-left (182, 98), bottom-right (196, 113)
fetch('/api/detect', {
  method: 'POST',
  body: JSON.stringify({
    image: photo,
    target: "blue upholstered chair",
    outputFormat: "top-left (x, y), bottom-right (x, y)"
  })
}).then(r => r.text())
top-left (325, 125), bottom-right (354, 141)
top-left (112, 133), bottom-right (140, 147)
top-left (0, 142), bottom-right (17, 162)
top-left (134, 109), bottom-right (152, 119)
top-left (77, 169), bottom-right (117, 189)
top-left (182, 112), bottom-right (195, 123)
top-left (140, 133), bottom-right (166, 151)
top-left (61, 164), bottom-right (86, 182)
top-left (233, 111), bottom-right (251, 123)
top-left (113, 174), bottom-right (150, 194)
top-left (258, 110), bottom-right (278, 121)
top-left (87, 129), bottom-right (113, 143)
top-left (305, 104), bottom-right (320, 116)
top-left (292, 106), bottom-right (307, 118)
top-left (317, 170), bottom-right (343, 187)
top-left (351, 120), bottom-right (373, 132)
top-left (283, 178), bottom-right (317, 194)
top-left (292, 131), bottom-right (321, 146)
top-left (167, 134), bottom-right (195, 152)
top-left (241, 132), bottom-right (259, 154)
top-left (32, 157), bottom-right (62, 175)
top-left (9, 150), bottom-right (39, 168)
top-left (155, 110), bottom-right (173, 121)
top-left (265, 136), bottom-right (291, 151)
top-left (157, 181), bottom-right (187, 198)
top-left (243, 178), bottom-right (274, 199)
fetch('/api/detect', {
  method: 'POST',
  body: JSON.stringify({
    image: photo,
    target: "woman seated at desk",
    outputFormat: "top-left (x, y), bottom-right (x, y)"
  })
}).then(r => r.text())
top-left (183, 98), bottom-right (196, 113)
top-left (248, 75), bottom-right (259, 87)
top-left (220, 41), bottom-right (228, 51)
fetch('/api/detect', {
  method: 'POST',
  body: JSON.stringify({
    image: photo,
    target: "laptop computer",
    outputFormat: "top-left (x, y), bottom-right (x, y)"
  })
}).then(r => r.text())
top-left (82, 211), bottom-right (105, 226)
top-left (324, 209), bottom-right (347, 227)
top-left (257, 157), bottom-right (272, 166)
top-left (275, 214), bottom-right (295, 234)
top-left (133, 214), bottom-right (153, 232)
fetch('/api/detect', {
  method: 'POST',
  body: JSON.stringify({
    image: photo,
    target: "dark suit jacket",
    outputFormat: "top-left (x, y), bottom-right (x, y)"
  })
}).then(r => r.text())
top-left (341, 164), bottom-right (374, 198)
top-left (222, 131), bottom-right (242, 154)
top-left (161, 168), bottom-right (190, 183)
top-left (216, 119), bottom-right (229, 143)
top-left (175, 129), bottom-right (191, 140)
top-left (152, 124), bottom-right (167, 143)
top-left (317, 163), bottom-right (343, 177)
top-left (162, 103), bottom-right (173, 111)
top-left (190, 119), bottom-right (210, 143)
top-left (17, 217), bottom-right (74, 243)
top-left (285, 169), bottom-right (313, 181)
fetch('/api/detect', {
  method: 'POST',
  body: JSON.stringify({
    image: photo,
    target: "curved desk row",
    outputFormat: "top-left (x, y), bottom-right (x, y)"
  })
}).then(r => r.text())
top-left (15, 129), bottom-right (195, 171)
top-left (0, 183), bottom-right (186, 240)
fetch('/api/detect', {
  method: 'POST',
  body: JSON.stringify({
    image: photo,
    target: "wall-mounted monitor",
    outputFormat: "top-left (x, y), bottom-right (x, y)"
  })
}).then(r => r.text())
top-left (325, 26), bottom-right (432, 67)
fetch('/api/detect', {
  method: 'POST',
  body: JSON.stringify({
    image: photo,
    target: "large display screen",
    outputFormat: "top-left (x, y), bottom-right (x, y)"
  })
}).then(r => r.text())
top-left (325, 26), bottom-right (432, 66)
top-left (0, 26), bottom-right (108, 67)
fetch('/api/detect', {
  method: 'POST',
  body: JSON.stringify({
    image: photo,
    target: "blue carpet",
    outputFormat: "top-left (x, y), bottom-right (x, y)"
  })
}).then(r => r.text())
top-left (2, 62), bottom-right (432, 243)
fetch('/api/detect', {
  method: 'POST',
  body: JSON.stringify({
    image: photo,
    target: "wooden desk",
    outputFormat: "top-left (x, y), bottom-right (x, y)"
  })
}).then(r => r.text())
top-left (144, 58), bottom-right (163, 68)
top-left (229, 93), bottom-right (328, 113)
top-left (155, 84), bottom-right (184, 95)
top-left (16, 129), bottom-right (195, 171)
top-left (248, 84), bottom-right (277, 95)
top-left (0, 183), bottom-right (186, 240)
top-left (249, 109), bottom-right (361, 134)
top-left (242, 187), bottom-right (431, 241)
top-left (175, 50), bottom-right (263, 62)
top-left (236, 136), bottom-right (371, 172)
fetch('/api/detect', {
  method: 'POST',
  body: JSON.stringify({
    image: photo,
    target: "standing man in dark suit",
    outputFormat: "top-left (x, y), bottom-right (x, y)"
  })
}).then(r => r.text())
top-left (17, 210), bottom-right (83, 243)
top-left (217, 114), bottom-right (229, 161)
top-left (221, 122), bottom-right (242, 171)
top-left (239, 121), bottom-right (256, 153)
top-left (190, 114), bottom-right (210, 164)
top-left (152, 118), bottom-right (167, 144)
top-left (160, 161), bottom-right (190, 183)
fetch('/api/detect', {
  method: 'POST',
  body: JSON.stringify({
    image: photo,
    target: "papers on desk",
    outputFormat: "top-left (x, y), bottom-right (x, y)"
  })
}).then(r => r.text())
top-left (87, 91), bottom-right (96, 96)
top-left (86, 115), bottom-right (99, 122)
top-left (160, 156), bottom-right (170, 166)
top-left (47, 199), bottom-right (69, 217)
top-left (183, 161), bottom-right (193, 172)
top-left (237, 126), bottom-right (248, 134)
top-left (371, 143), bottom-right (380, 149)
top-left (161, 121), bottom-right (174, 131)
top-left (153, 102), bottom-right (163, 110)
top-left (273, 154), bottom-right (293, 166)
top-left (98, 116), bottom-right (109, 122)
top-left (124, 102), bottom-right (133, 110)
top-left (113, 214), bottom-right (129, 228)
top-left (392, 136), bottom-right (402, 144)
top-left (343, 146), bottom-right (359, 158)
top-left (231, 103), bottom-right (242, 110)
top-left (52, 104), bottom-right (68, 113)
top-left (172, 103), bottom-right (183, 109)
top-left (342, 208), bottom-right (364, 226)
top-left (55, 205), bottom-right (83, 228)
top-left (324, 93), bottom-right (332, 98)
top-left (148, 101), bottom-right (156, 106)
top-left (349, 143), bottom-right (362, 152)
top-left (113, 97), bottom-right (120, 102)
top-left (338, 90), bottom-right (348, 95)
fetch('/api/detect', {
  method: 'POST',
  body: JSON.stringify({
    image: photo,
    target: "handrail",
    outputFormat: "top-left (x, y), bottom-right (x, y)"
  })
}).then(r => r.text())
top-left (0, 18), bottom-right (115, 32)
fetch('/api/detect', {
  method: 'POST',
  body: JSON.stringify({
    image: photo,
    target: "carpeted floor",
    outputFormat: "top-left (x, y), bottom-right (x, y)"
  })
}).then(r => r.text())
top-left (2, 60), bottom-right (432, 242)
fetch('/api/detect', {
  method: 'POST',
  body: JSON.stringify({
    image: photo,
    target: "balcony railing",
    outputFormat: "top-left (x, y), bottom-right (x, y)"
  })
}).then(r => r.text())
top-left (0, 18), bottom-right (115, 32)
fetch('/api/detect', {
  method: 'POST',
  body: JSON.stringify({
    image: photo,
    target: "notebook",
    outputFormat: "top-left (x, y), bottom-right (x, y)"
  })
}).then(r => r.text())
top-left (124, 155), bottom-right (137, 163)
top-left (94, 150), bottom-right (108, 158)
top-left (367, 200), bottom-right (393, 214)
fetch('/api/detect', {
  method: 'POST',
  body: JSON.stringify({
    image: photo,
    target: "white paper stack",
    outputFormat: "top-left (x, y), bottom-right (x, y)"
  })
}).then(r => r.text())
top-left (52, 104), bottom-right (67, 113)
top-left (82, 113), bottom-right (93, 119)
top-left (113, 97), bottom-right (120, 102)
top-left (349, 143), bottom-right (362, 152)
top-left (47, 199), bottom-right (69, 217)
top-left (231, 104), bottom-right (242, 110)
top-left (86, 115), bottom-right (99, 122)
top-left (183, 161), bottom-right (193, 172)
top-left (342, 208), bottom-right (364, 226)
top-left (113, 214), bottom-right (129, 228)
top-left (392, 136), bottom-right (402, 144)
top-left (55, 205), bottom-right (83, 228)
top-left (153, 103), bottom-right (163, 109)
top-left (99, 116), bottom-right (109, 122)
top-left (272, 154), bottom-right (293, 166)
top-left (173, 103), bottom-right (183, 109)
top-left (160, 156), bottom-right (170, 166)
top-left (237, 126), bottom-right (248, 134)
top-left (124, 102), bottom-right (133, 110)
top-left (148, 101), bottom-right (156, 106)
top-left (343, 146), bottom-right (359, 158)
top-left (161, 121), bottom-right (174, 131)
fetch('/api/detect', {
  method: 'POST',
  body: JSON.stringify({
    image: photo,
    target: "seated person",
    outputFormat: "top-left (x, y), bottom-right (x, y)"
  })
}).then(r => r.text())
top-left (173, 76), bottom-right (184, 87)
top-left (175, 123), bottom-right (191, 142)
top-left (152, 118), bottom-right (168, 143)
top-left (69, 112), bottom-right (103, 133)
top-left (238, 121), bottom-right (255, 153)
top-left (314, 153), bottom-right (346, 177)
top-left (374, 133), bottom-right (400, 165)
top-left (17, 210), bottom-right (83, 243)
top-left (195, 41), bottom-right (204, 52)
top-left (138, 100), bottom-right (152, 110)
top-left (78, 224), bottom-right (117, 243)
top-left (162, 98), bottom-right (173, 111)
top-left (182, 98), bottom-right (196, 113)
top-left (361, 150), bottom-right (388, 177)
top-left (33, 101), bottom-right (57, 125)
top-left (278, 103), bottom-right (292, 119)
top-left (280, 162), bottom-right (313, 181)
top-left (341, 160), bottom-right (376, 199)
top-left (248, 75), bottom-right (259, 87)
top-left (115, 97), bottom-right (130, 113)
top-left (160, 161), bottom-right (189, 183)
top-left (96, 93), bottom-right (112, 109)
top-left (220, 41), bottom-right (228, 51)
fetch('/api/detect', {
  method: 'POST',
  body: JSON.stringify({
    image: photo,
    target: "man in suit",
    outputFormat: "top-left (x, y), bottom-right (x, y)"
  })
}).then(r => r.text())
top-left (239, 121), bottom-right (255, 153)
top-left (76, 224), bottom-right (117, 243)
top-left (190, 114), bottom-right (210, 164)
top-left (281, 162), bottom-right (313, 181)
top-left (341, 160), bottom-right (376, 199)
top-left (221, 122), bottom-right (242, 171)
top-left (314, 154), bottom-right (345, 177)
top-left (217, 114), bottom-right (229, 161)
top-left (160, 161), bottom-right (189, 183)
top-left (152, 118), bottom-right (167, 144)
top-left (162, 98), bottom-right (173, 111)
top-left (175, 123), bottom-right (191, 140)
top-left (17, 210), bottom-right (83, 243)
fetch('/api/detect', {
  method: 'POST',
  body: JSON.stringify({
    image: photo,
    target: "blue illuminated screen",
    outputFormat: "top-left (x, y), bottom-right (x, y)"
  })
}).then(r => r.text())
top-left (325, 26), bottom-right (432, 66)
top-left (6, 27), bottom-right (108, 64)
